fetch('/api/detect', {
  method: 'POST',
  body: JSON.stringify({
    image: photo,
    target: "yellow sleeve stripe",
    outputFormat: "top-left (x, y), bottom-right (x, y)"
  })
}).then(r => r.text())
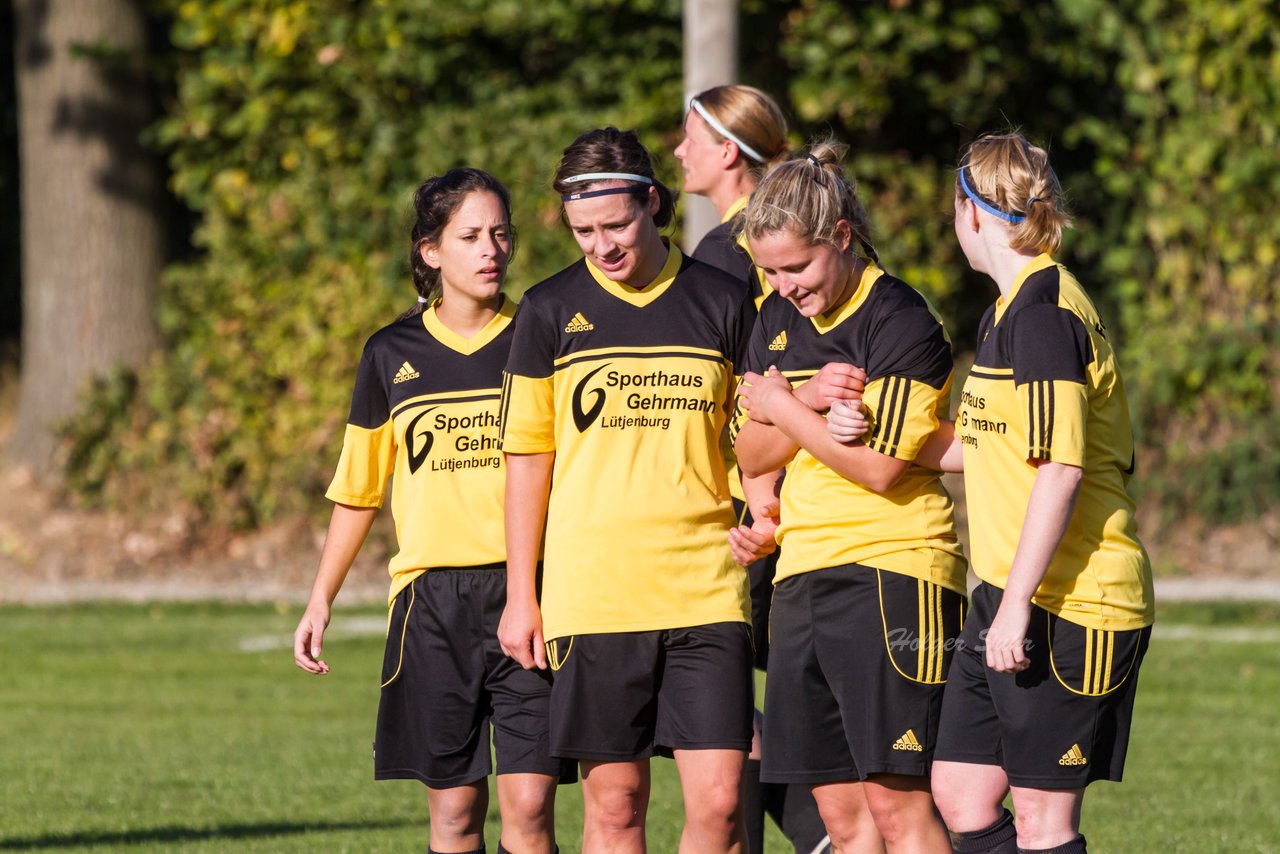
top-left (869, 376), bottom-right (912, 456)
top-left (1027, 379), bottom-right (1055, 458)
top-left (499, 370), bottom-right (513, 444)
top-left (553, 344), bottom-right (727, 368)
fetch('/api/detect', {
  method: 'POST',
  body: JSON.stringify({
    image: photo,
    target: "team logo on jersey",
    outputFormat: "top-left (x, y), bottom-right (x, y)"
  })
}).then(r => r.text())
top-left (404, 407), bottom-right (437, 473)
top-left (891, 729), bottom-right (924, 752)
top-left (565, 312), bottom-right (595, 333)
top-left (768, 331), bottom-right (788, 351)
top-left (393, 361), bottom-right (420, 384)
top-left (1058, 744), bottom-right (1088, 766)
top-left (572, 364), bottom-right (610, 432)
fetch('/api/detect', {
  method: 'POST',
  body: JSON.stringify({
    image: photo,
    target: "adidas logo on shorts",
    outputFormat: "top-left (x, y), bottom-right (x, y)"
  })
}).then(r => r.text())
top-left (392, 361), bottom-right (420, 383)
top-left (891, 729), bottom-right (924, 752)
top-left (1058, 744), bottom-right (1088, 766)
top-left (565, 312), bottom-right (594, 333)
top-left (768, 330), bottom-right (788, 351)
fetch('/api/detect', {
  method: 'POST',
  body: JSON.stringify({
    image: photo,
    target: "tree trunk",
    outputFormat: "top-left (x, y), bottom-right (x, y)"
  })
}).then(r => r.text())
top-left (682, 0), bottom-right (738, 251)
top-left (10, 0), bottom-right (163, 471)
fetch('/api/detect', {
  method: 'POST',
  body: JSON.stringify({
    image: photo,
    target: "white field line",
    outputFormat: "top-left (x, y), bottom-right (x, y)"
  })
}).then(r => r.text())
top-left (1152, 624), bottom-right (1280, 644)
top-left (237, 619), bottom-right (1279, 653)
top-left (238, 616), bottom-right (388, 652)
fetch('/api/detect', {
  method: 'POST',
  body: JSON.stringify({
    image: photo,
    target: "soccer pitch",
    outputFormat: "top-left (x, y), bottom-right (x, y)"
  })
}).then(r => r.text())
top-left (2, 601), bottom-right (1276, 852)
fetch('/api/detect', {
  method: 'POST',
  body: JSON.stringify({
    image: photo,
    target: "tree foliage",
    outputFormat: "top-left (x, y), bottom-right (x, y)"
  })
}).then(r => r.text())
top-left (61, 0), bottom-right (1279, 540)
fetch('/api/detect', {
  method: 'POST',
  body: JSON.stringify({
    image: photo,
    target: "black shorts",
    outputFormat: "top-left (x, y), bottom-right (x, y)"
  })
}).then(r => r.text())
top-left (762, 564), bottom-right (966, 784)
top-left (934, 582), bottom-right (1150, 789)
top-left (374, 566), bottom-right (574, 788)
top-left (734, 498), bottom-right (780, 671)
top-left (544, 622), bottom-right (755, 761)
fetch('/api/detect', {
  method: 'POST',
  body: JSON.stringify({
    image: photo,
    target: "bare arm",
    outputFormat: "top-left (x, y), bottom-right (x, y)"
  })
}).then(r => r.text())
top-left (294, 503), bottom-right (379, 674)
top-left (498, 451), bottom-right (554, 670)
top-left (916, 420), bottom-right (963, 473)
top-left (729, 469), bottom-right (783, 566)
top-left (983, 461), bottom-right (1084, 673)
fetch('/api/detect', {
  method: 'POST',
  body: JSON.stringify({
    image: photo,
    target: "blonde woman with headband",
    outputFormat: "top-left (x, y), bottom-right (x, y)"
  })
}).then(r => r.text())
top-left (731, 142), bottom-right (966, 854)
top-left (831, 132), bottom-right (1154, 854)
top-left (499, 127), bottom-right (757, 853)
top-left (676, 85), bottom-right (844, 854)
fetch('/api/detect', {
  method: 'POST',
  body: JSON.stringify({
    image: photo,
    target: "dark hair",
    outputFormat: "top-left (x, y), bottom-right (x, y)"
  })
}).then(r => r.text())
top-left (552, 127), bottom-right (677, 228)
top-left (740, 139), bottom-right (879, 266)
top-left (400, 168), bottom-right (514, 319)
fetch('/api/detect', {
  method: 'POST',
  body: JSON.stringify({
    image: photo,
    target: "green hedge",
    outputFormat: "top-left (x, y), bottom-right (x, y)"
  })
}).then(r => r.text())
top-left (63, 0), bottom-right (1279, 539)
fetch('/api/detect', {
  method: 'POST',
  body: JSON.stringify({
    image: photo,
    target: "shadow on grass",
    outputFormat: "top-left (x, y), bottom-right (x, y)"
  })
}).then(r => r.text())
top-left (0, 818), bottom-right (418, 850)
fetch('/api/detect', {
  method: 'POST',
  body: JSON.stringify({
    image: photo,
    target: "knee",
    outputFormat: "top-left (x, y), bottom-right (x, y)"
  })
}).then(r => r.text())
top-left (816, 799), bottom-right (877, 849)
top-left (503, 789), bottom-right (554, 832)
top-left (586, 786), bottom-right (646, 833)
top-left (865, 796), bottom-right (912, 843)
top-left (430, 794), bottom-right (483, 839)
top-left (688, 776), bottom-right (741, 829)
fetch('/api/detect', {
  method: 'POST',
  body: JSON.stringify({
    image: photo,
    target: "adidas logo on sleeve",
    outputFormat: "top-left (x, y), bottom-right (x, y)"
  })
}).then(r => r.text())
top-left (768, 330), bottom-right (787, 351)
top-left (565, 312), bottom-right (595, 333)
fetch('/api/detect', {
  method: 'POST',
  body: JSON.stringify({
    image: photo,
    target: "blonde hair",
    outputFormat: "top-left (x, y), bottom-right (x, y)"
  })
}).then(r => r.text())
top-left (691, 85), bottom-right (789, 178)
top-left (959, 132), bottom-right (1072, 254)
top-left (739, 140), bottom-right (879, 265)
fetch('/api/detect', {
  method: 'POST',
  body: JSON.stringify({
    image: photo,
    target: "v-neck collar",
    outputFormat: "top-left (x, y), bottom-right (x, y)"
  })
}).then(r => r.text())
top-left (809, 263), bottom-right (884, 334)
top-left (994, 254), bottom-right (1057, 325)
top-left (421, 296), bottom-right (515, 356)
top-left (584, 240), bottom-right (683, 308)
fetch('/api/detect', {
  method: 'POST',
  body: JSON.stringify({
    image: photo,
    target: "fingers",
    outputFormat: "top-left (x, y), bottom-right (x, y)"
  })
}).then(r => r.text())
top-left (533, 628), bottom-right (548, 670)
top-left (293, 619), bottom-right (328, 674)
top-left (729, 524), bottom-right (777, 566)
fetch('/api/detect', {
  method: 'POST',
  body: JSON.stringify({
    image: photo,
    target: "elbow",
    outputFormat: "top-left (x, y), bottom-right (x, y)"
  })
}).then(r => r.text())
top-left (737, 456), bottom-right (771, 479)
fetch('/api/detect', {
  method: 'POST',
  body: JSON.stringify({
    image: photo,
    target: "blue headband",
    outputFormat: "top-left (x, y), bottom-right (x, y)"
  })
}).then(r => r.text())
top-left (959, 166), bottom-right (1025, 224)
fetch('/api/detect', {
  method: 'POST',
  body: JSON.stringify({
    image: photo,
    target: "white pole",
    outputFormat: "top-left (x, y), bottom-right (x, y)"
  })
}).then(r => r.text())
top-left (682, 0), bottom-right (738, 252)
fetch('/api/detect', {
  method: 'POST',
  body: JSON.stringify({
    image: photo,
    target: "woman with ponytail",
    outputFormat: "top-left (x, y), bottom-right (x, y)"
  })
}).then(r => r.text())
top-left (293, 169), bottom-right (569, 854)
top-left (731, 143), bottom-right (965, 853)
top-left (676, 85), bottom-right (840, 854)
top-left (838, 131), bottom-right (1153, 854)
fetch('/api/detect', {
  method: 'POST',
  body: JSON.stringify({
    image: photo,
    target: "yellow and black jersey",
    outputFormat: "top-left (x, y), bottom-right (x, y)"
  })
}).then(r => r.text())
top-left (500, 242), bottom-right (754, 639)
top-left (327, 299), bottom-right (517, 604)
top-left (691, 196), bottom-right (774, 310)
top-left (733, 263), bottom-right (967, 593)
top-left (958, 254), bottom-right (1153, 631)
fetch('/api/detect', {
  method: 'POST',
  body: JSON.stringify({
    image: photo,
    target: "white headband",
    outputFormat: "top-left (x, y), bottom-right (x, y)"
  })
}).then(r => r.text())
top-left (562, 172), bottom-right (655, 185)
top-left (690, 98), bottom-right (766, 164)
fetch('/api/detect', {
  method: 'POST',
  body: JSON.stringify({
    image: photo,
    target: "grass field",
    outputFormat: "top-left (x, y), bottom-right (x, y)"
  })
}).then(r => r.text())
top-left (2, 600), bottom-right (1277, 852)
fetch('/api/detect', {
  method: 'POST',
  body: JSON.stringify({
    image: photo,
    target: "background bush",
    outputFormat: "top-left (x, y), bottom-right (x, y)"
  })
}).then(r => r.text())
top-left (60, 0), bottom-right (1280, 549)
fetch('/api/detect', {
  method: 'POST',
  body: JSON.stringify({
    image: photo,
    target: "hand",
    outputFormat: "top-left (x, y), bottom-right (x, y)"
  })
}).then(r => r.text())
top-left (984, 598), bottom-right (1032, 673)
top-left (498, 598), bottom-right (547, 670)
top-left (728, 501), bottom-right (780, 566)
top-left (293, 602), bottom-right (332, 674)
top-left (794, 362), bottom-right (867, 412)
top-left (828, 398), bottom-right (871, 445)
top-left (739, 367), bottom-right (794, 425)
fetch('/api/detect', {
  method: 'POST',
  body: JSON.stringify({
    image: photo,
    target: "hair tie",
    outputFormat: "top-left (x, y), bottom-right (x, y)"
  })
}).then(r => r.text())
top-left (417, 295), bottom-right (429, 304)
top-left (804, 152), bottom-right (821, 169)
top-left (1027, 197), bottom-right (1043, 209)
top-left (689, 98), bottom-right (766, 163)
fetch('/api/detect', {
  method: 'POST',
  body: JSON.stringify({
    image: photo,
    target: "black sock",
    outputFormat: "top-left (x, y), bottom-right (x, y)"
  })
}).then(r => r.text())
top-left (951, 808), bottom-right (1017, 854)
top-left (429, 848), bottom-right (484, 854)
top-left (778, 783), bottom-right (827, 852)
top-left (743, 758), bottom-right (766, 854)
top-left (1018, 834), bottom-right (1086, 854)
top-left (494, 845), bottom-right (558, 854)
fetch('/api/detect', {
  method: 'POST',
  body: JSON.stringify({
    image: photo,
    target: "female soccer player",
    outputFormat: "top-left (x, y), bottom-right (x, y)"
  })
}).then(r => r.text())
top-left (499, 127), bottom-right (755, 853)
top-left (878, 132), bottom-right (1152, 854)
top-left (293, 169), bottom-right (567, 854)
top-left (675, 85), bottom-right (843, 854)
top-left (732, 143), bottom-right (966, 854)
